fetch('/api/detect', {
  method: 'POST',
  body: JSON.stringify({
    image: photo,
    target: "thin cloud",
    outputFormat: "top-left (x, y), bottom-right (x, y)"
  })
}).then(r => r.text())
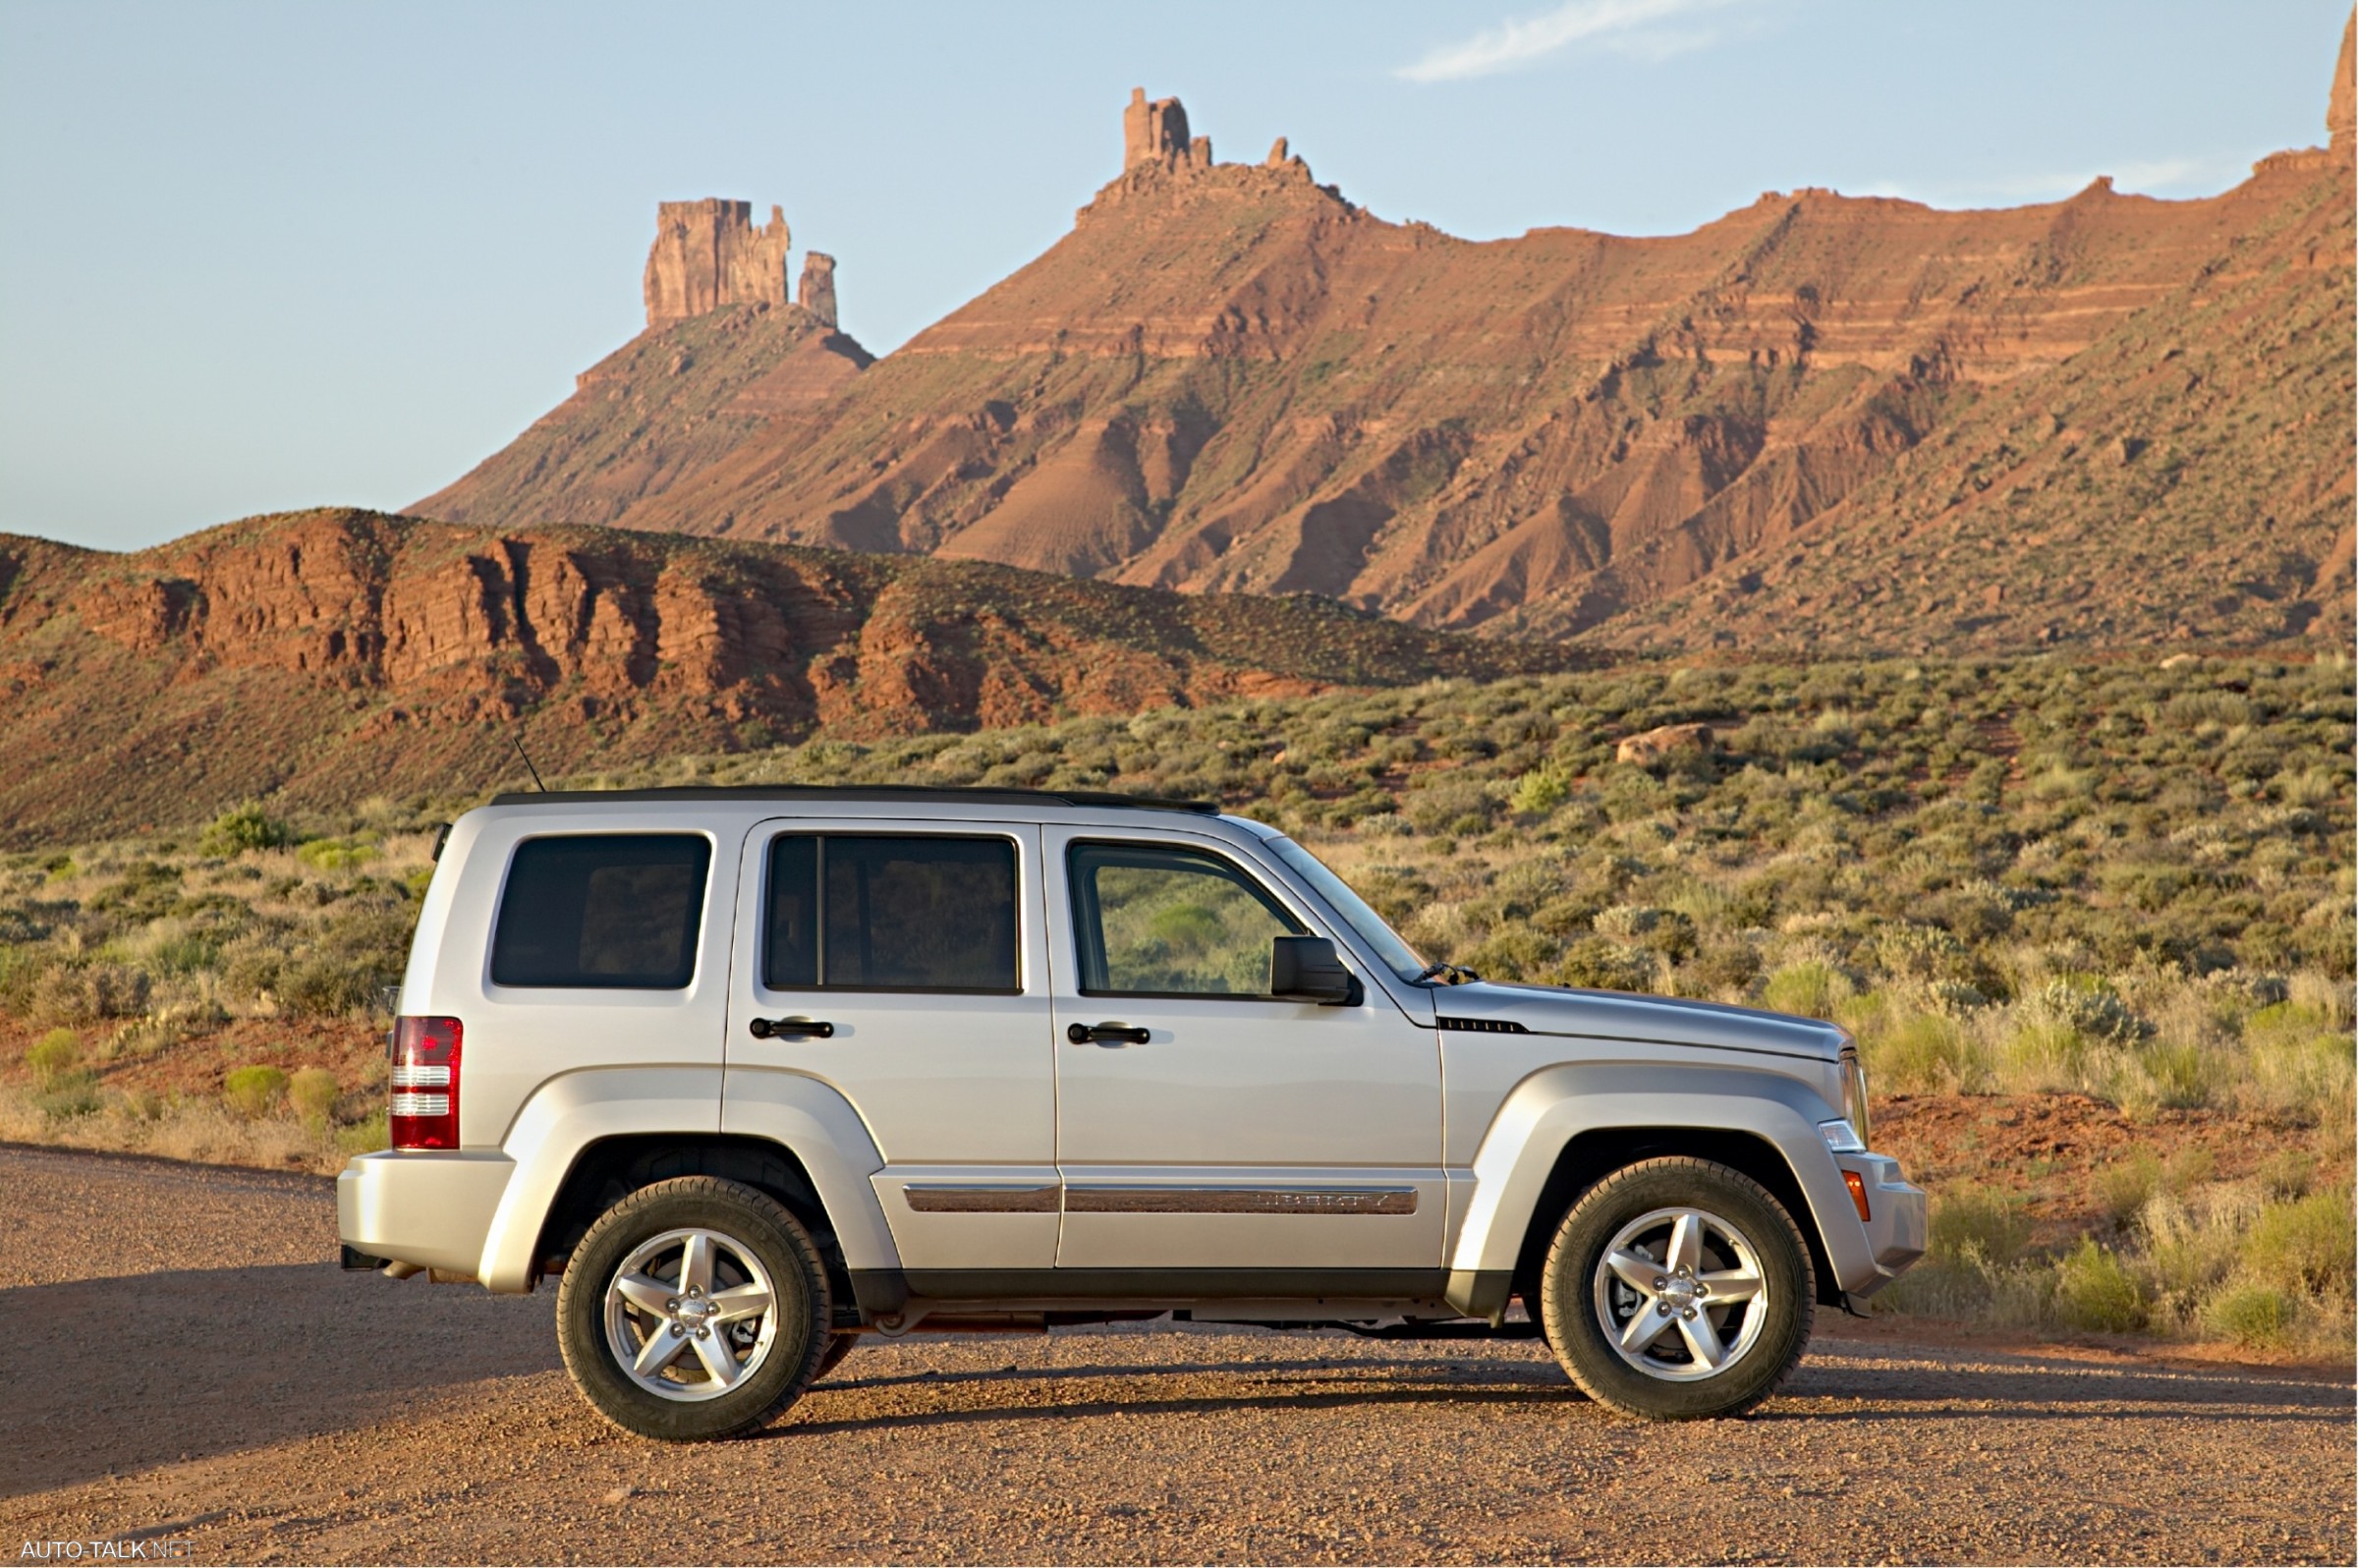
top-left (1398, 0), bottom-right (1739, 83)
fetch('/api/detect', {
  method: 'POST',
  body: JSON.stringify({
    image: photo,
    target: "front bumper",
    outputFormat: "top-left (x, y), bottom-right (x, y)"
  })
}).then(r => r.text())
top-left (336, 1149), bottom-right (516, 1278)
top-left (1834, 1151), bottom-right (1927, 1299)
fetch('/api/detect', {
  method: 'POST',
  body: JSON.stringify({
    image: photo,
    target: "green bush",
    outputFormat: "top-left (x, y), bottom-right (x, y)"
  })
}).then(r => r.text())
top-left (2096, 1148), bottom-right (2164, 1226)
top-left (199, 802), bottom-right (293, 857)
top-left (2054, 1239), bottom-right (2147, 1332)
top-left (1862, 1010), bottom-right (1982, 1094)
top-left (1508, 767), bottom-right (1570, 816)
top-left (1762, 961), bottom-right (1849, 1020)
top-left (336, 1106), bottom-right (389, 1156)
top-left (2202, 1283), bottom-right (2298, 1349)
top-left (34, 1082), bottom-right (101, 1120)
top-left (2245, 1195), bottom-right (2357, 1299)
top-left (1927, 1187), bottom-right (2031, 1268)
top-left (288, 1067), bottom-right (340, 1129)
top-left (222, 1064), bottom-right (289, 1119)
top-left (25, 1028), bottom-right (81, 1090)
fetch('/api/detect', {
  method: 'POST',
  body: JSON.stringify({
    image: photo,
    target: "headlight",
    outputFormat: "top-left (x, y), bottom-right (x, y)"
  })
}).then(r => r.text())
top-left (1841, 1051), bottom-right (1872, 1149)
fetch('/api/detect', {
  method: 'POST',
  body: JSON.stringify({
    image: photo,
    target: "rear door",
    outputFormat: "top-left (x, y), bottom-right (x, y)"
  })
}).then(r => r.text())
top-left (721, 817), bottom-right (1058, 1270)
top-left (1042, 825), bottom-right (1445, 1273)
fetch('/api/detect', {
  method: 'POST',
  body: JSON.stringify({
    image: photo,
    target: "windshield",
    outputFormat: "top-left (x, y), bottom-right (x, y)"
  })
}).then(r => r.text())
top-left (1265, 837), bottom-right (1430, 984)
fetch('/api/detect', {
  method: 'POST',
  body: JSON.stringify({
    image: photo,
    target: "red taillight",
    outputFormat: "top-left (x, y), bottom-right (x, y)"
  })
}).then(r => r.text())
top-left (389, 1016), bottom-right (462, 1150)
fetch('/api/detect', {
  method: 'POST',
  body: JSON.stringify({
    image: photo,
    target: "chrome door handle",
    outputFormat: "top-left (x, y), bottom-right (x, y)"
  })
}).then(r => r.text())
top-left (1067, 1021), bottom-right (1151, 1045)
top-left (750, 1016), bottom-right (834, 1039)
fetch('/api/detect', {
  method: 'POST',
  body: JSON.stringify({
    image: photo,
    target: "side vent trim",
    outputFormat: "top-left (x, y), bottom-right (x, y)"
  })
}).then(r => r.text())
top-left (1436, 1016), bottom-right (1529, 1034)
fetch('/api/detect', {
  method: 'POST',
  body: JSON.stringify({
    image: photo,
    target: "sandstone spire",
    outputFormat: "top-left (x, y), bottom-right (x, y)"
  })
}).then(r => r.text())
top-left (2330, 8), bottom-right (2354, 152)
top-left (1123, 87), bottom-right (1191, 169)
top-left (643, 199), bottom-right (793, 326)
top-left (797, 252), bottom-right (839, 330)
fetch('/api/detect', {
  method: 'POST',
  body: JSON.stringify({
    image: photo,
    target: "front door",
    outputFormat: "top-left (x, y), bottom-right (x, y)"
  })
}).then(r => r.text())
top-left (722, 817), bottom-right (1058, 1270)
top-left (1043, 826), bottom-right (1444, 1274)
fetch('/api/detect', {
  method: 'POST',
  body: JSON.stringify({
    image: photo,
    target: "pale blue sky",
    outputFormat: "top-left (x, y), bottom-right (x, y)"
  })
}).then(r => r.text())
top-left (2, 0), bottom-right (2347, 551)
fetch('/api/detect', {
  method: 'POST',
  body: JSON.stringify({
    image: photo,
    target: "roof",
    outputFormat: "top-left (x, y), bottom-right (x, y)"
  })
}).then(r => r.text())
top-left (483, 783), bottom-right (1222, 814)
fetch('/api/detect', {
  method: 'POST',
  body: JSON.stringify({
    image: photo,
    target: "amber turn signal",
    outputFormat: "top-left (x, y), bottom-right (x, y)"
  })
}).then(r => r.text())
top-left (1842, 1169), bottom-right (1872, 1222)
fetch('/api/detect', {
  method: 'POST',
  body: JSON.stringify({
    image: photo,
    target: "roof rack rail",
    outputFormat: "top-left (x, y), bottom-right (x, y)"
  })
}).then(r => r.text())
top-left (484, 783), bottom-right (1222, 814)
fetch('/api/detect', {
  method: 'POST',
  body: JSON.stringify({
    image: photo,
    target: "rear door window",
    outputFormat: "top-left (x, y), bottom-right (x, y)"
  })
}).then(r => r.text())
top-left (491, 834), bottom-right (711, 988)
top-left (763, 834), bottom-right (1020, 993)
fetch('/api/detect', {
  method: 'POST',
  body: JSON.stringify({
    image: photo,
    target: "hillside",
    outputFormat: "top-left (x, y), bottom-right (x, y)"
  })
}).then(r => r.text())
top-left (0, 509), bottom-right (1571, 844)
top-left (420, 31), bottom-right (2357, 653)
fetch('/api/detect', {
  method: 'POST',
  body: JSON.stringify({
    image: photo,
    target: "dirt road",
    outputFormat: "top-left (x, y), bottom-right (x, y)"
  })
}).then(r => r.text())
top-left (2, 1145), bottom-right (2349, 1565)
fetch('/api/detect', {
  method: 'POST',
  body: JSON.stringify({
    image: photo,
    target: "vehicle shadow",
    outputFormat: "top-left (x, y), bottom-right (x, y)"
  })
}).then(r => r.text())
top-left (0, 1263), bottom-right (556, 1498)
top-left (783, 1334), bottom-right (2354, 1440)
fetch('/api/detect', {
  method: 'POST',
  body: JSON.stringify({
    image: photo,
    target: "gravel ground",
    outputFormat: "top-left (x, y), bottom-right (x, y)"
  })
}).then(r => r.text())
top-left (2, 1144), bottom-right (2350, 1565)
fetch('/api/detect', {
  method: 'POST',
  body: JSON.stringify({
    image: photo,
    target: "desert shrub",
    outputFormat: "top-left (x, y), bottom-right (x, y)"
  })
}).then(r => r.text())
top-left (288, 1067), bottom-right (340, 1129)
top-left (25, 1028), bottom-right (81, 1090)
top-left (1403, 778), bottom-right (1495, 836)
top-left (199, 802), bottom-right (292, 857)
top-left (1552, 937), bottom-right (1656, 993)
top-left (30, 962), bottom-right (150, 1025)
top-left (1460, 927), bottom-right (1557, 982)
top-left (2035, 980), bottom-right (2151, 1043)
top-left (1681, 938), bottom-right (1762, 995)
top-left (296, 836), bottom-right (378, 872)
top-left (34, 1080), bottom-right (102, 1120)
top-left (2097, 1148), bottom-right (2165, 1226)
top-left (1928, 1186), bottom-right (2030, 1268)
top-left (2244, 1194), bottom-right (2357, 1299)
top-left (1594, 905), bottom-right (1695, 958)
top-left (1508, 767), bottom-right (1570, 816)
top-left (2258, 1148), bottom-right (2317, 1203)
top-left (337, 1106), bottom-right (389, 1155)
top-left (1861, 1010), bottom-right (1983, 1094)
top-left (2054, 1239), bottom-right (2147, 1331)
top-left (1761, 960), bottom-right (1850, 1020)
top-left (222, 1064), bottom-right (289, 1119)
top-left (2202, 1283), bottom-right (2298, 1349)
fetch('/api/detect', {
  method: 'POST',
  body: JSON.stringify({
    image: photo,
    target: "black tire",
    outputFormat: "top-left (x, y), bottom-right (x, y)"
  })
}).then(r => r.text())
top-left (814, 1332), bottom-right (860, 1381)
top-left (1538, 1157), bottom-right (1814, 1420)
top-left (556, 1175), bottom-right (832, 1441)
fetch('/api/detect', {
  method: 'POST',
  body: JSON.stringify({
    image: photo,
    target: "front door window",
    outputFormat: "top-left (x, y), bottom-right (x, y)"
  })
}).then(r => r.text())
top-left (1067, 843), bottom-right (1303, 998)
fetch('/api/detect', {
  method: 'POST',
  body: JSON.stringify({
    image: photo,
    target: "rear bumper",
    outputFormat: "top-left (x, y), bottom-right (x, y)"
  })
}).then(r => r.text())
top-left (336, 1149), bottom-right (515, 1278)
top-left (1835, 1151), bottom-right (1928, 1299)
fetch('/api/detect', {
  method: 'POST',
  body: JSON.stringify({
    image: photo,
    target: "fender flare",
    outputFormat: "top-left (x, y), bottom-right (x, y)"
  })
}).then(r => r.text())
top-left (477, 1065), bottom-right (897, 1292)
top-left (1446, 1060), bottom-right (1874, 1293)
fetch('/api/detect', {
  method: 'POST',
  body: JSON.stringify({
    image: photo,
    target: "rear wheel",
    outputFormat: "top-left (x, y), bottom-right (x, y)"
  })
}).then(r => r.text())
top-left (556, 1176), bottom-right (831, 1440)
top-left (1538, 1157), bottom-right (1813, 1420)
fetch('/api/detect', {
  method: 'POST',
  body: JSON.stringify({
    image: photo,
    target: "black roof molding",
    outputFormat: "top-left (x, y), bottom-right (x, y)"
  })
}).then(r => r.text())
top-left (485, 783), bottom-right (1221, 814)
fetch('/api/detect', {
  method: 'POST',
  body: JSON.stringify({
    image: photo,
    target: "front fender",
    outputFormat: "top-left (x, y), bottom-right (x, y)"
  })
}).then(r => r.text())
top-left (1446, 1061), bottom-right (1874, 1293)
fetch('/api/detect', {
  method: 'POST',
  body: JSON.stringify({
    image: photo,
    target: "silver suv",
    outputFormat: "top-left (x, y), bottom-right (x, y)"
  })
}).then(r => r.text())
top-left (338, 786), bottom-right (1924, 1439)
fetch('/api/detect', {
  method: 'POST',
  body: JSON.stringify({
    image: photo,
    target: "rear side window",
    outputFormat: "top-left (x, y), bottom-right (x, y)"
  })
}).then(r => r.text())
top-left (763, 834), bottom-right (1019, 993)
top-left (491, 834), bottom-right (711, 989)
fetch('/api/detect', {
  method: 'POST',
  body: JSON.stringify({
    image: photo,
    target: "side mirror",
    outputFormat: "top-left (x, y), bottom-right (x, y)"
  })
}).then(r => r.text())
top-left (1270, 935), bottom-right (1359, 1005)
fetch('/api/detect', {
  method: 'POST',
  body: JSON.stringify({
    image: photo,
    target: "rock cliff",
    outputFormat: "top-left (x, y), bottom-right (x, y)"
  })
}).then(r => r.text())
top-left (422, 22), bottom-right (2355, 656)
top-left (643, 199), bottom-right (795, 325)
top-left (0, 510), bottom-right (1572, 843)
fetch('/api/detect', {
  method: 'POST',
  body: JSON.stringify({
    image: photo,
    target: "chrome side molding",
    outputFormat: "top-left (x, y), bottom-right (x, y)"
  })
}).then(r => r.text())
top-left (1065, 1185), bottom-right (1418, 1216)
top-left (902, 1184), bottom-right (1062, 1214)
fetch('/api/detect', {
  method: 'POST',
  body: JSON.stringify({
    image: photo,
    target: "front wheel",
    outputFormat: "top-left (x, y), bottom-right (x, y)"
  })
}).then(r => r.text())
top-left (1538, 1157), bottom-right (1814, 1420)
top-left (556, 1176), bottom-right (832, 1440)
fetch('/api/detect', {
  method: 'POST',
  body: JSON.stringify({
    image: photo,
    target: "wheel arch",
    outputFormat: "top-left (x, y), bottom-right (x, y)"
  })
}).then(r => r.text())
top-left (1447, 1061), bottom-right (1872, 1307)
top-left (1511, 1128), bottom-right (1842, 1309)
top-left (474, 1064), bottom-right (896, 1297)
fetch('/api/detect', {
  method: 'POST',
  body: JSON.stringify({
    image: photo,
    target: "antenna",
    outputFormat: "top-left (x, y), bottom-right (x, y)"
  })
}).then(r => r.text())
top-left (510, 729), bottom-right (548, 793)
